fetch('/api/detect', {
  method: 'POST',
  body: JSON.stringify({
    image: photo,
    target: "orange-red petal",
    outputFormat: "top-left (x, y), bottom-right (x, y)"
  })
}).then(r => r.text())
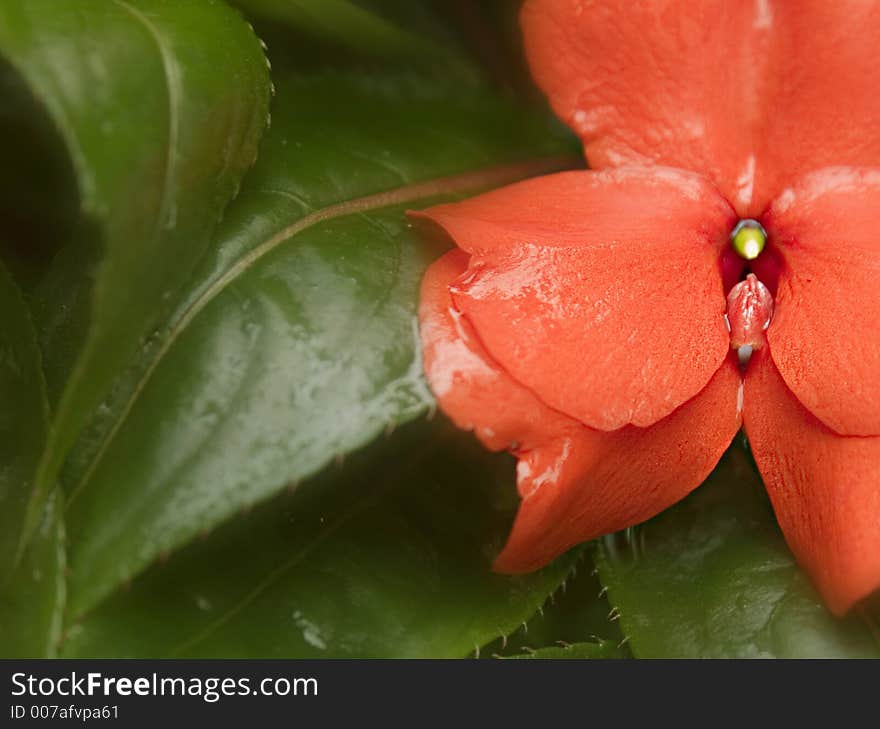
top-left (413, 168), bottom-right (734, 431)
top-left (420, 251), bottom-right (741, 573)
top-left (495, 355), bottom-right (742, 573)
top-left (764, 168), bottom-right (880, 436)
top-left (521, 0), bottom-right (880, 216)
top-left (419, 248), bottom-right (572, 452)
top-left (743, 346), bottom-right (880, 615)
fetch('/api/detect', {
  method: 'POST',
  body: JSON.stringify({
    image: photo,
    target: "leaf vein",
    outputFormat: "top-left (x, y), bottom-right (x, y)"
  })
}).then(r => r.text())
top-left (111, 0), bottom-right (182, 231)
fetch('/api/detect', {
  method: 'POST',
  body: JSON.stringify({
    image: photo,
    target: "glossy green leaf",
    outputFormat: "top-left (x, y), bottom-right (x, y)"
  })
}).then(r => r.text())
top-left (0, 0), bottom-right (271, 548)
top-left (595, 441), bottom-right (880, 658)
top-left (60, 420), bottom-right (575, 658)
top-left (0, 263), bottom-right (48, 573)
top-left (59, 67), bottom-right (577, 618)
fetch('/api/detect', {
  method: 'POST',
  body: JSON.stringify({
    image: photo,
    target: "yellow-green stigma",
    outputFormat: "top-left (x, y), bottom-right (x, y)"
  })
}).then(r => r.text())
top-left (730, 219), bottom-right (767, 261)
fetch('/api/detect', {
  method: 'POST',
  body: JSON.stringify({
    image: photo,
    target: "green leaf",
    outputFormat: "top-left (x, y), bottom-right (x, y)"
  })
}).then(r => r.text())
top-left (0, 0), bottom-right (271, 549)
top-left (59, 420), bottom-right (575, 658)
top-left (60, 67), bottom-right (577, 619)
top-left (0, 229), bottom-right (60, 661)
top-left (0, 493), bottom-right (64, 658)
top-left (504, 641), bottom-right (624, 659)
top-left (230, 0), bottom-right (463, 61)
top-left (483, 552), bottom-right (625, 658)
top-left (0, 262), bottom-right (48, 573)
top-left (595, 441), bottom-right (880, 658)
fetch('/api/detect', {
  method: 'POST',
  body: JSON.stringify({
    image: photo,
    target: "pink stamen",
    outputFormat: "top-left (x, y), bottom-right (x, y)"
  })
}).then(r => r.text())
top-left (726, 273), bottom-right (774, 351)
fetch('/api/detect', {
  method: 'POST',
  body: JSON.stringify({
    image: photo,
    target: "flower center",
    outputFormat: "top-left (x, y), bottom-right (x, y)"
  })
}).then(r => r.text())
top-left (730, 219), bottom-right (766, 260)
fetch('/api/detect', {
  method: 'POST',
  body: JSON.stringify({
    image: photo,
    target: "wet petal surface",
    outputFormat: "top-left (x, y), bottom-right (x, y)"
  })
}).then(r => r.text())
top-left (414, 168), bottom-right (734, 430)
top-left (420, 249), bottom-right (742, 574)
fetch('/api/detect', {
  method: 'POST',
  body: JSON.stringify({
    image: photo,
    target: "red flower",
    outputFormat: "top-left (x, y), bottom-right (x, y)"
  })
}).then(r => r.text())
top-left (412, 0), bottom-right (880, 615)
